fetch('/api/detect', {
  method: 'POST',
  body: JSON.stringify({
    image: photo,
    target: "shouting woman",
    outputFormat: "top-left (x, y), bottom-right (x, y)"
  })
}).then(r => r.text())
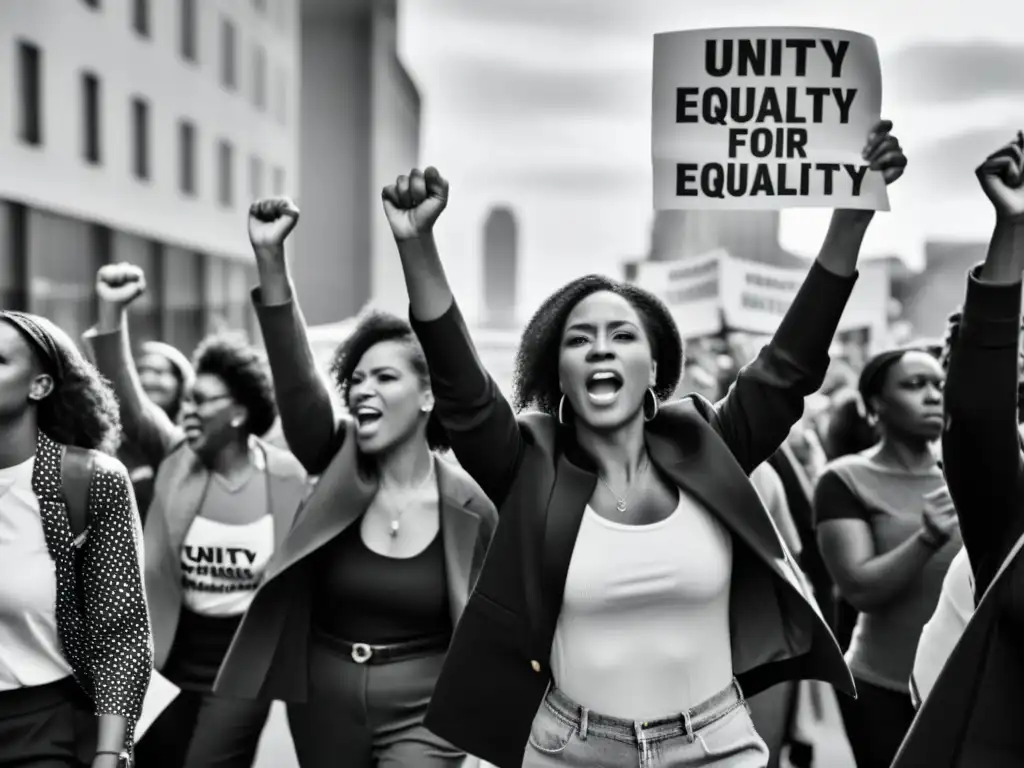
top-left (383, 121), bottom-right (906, 768)
top-left (213, 198), bottom-right (497, 767)
top-left (0, 311), bottom-right (150, 768)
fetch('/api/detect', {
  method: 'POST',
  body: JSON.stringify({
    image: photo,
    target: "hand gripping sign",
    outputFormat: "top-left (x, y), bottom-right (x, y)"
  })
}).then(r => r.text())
top-left (652, 27), bottom-right (886, 211)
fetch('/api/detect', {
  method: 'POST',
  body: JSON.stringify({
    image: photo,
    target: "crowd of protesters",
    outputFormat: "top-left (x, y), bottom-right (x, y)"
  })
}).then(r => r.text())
top-left (3, 121), bottom-right (1024, 768)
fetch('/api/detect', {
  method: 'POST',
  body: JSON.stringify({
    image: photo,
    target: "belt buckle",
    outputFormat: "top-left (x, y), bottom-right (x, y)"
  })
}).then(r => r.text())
top-left (351, 642), bottom-right (372, 664)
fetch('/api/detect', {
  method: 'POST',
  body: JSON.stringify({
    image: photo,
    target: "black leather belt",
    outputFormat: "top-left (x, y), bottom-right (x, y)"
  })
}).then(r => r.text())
top-left (315, 631), bottom-right (451, 665)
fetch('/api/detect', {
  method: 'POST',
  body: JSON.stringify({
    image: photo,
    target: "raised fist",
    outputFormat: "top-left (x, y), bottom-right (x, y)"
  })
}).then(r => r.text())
top-left (381, 167), bottom-right (449, 241)
top-left (248, 197), bottom-right (300, 251)
top-left (862, 119), bottom-right (907, 186)
top-left (976, 132), bottom-right (1024, 221)
top-left (96, 263), bottom-right (146, 308)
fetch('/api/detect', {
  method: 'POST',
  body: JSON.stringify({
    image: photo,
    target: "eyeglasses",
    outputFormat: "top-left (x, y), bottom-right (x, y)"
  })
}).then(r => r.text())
top-left (180, 394), bottom-right (233, 410)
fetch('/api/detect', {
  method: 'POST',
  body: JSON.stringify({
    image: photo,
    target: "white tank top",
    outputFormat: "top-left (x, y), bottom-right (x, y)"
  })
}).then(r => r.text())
top-left (180, 515), bottom-right (274, 617)
top-left (550, 492), bottom-right (734, 720)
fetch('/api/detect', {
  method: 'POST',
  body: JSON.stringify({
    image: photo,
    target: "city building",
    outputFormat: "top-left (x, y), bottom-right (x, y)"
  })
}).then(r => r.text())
top-left (480, 205), bottom-right (518, 328)
top-left (292, 0), bottom-right (421, 325)
top-left (0, 0), bottom-right (300, 352)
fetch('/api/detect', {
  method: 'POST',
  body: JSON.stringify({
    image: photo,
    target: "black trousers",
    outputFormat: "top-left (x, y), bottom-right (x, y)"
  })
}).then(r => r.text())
top-left (133, 688), bottom-right (270, 768)
top-left (287, 638), bottom-right (465, 768)
top-left (0, 678), bottom-right (95, 768)
top-left (844, 678), bottom-right (916, 768)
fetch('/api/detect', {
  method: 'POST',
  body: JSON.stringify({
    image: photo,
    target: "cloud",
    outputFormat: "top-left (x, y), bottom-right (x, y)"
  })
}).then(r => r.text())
top-left (418, 57), bottom-right (648, 121)
top-left (888, 41), bottom-right (1024, 103)
top-left (907, 125), bottom-right (1020, 191)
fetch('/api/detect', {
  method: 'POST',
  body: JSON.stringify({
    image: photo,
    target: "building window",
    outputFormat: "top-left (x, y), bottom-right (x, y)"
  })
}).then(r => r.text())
top-left (178, 120), bottom-right (197, 195)
top-left (180, 0), bottom-right (197, 62)
top-left (131, 97), bottom-right (150, 180)
top-left (81, 72), bottom-right (101, 164)
top-left (272, 166), bottom-right (285, 195)
top-left (274, 68), bottom-right (287, 125)
top-left (16, 41), bottom-right (42, 146)
top-left (82, 0), bottom-right (100, 8)
top-left (132, 0), bottom-right (150, 37)
top-left (220, 18), bottom-right (236, 89)
top-left (252, 45), bottom-right (266, 110)
top-left (252, 0), bottom-right (267, 13)
top-left (248, 155), bottom-right (263, 200)
top-left (217, 140), bottom-right (234, 207)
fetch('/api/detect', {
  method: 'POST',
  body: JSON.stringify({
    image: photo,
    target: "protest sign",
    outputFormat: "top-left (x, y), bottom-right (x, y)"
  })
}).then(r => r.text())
top-left (652, 27), bottom-right (886, 211)
top-left (633, 249), bottom-right (891, 339)
top-left (633, 252), bottom-right (724, 339)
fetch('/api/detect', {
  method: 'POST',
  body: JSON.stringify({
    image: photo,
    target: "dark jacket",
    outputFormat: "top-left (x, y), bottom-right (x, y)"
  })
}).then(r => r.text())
top-left (212, 291), bottom-right (498, 703)
top-left (893, 267), bottom-right (1024, 767)
top-left (410, 261), bottom-right (858, 768)
top-left (34, 430), bottom-right (152, 749)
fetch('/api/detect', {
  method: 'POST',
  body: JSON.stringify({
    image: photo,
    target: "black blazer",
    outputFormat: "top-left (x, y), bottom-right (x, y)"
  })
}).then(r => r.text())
top-left (894, 267), bottom-right (1024, 767)
top-left (410, 261), bottom-right (858, 768)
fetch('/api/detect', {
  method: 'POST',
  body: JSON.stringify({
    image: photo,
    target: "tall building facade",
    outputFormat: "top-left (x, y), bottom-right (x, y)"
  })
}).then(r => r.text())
top-left (0, 0), bottom-right (300, 351)
top-left (293, 0), bottom-right (420, 324)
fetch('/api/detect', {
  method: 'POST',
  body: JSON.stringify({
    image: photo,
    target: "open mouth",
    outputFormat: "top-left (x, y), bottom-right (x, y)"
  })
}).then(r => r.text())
top-left (182, 422), bottom-right (203, 440)
top-left (585, 371), bottom-right (623, 404)
top-left (355, 406), bottom-right (383, 430)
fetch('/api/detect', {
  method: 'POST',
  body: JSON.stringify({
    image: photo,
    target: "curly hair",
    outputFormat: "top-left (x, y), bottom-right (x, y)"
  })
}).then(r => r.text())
top-left (940, 308), bottom-right (962, 371)
top-left (192, 332), bottom-right (277, 438)
top-left (513, 275), bottom-right (684, 415)
top-left (329, 309), bottom-right (449, 452)
top-left (2, 316), bottom-right (123, 456)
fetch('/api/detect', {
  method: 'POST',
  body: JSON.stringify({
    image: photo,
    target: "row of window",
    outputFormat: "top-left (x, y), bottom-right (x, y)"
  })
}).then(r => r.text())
top-left (16, 42), bottom-right (287, 208)
top-left (81, 0), bottom-right (289, 124)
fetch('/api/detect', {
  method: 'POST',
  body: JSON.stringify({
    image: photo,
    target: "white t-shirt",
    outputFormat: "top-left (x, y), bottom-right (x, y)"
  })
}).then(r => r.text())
top-left (912, 546), bottom-right (973, 706)
top-left (0, 456), bottom-right (74, 690)
top-left (180, 515), bottom-right (274, 617)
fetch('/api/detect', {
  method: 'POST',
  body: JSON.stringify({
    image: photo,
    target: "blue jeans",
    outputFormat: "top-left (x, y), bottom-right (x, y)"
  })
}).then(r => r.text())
top-left (522, 679), bottom-right (769, 768)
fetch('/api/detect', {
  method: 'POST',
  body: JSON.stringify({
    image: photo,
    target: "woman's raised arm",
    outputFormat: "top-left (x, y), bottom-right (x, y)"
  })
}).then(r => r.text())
top-left (83, 265), bottom-right (183, 467)
top-left (382, 167), bottom-right (523, 505)
top-left (712, 120), bottom-right (907, 474)
top-left (943, 133), bottom-right (1024, 595)
top-left (247, 198), bottom-right (343, 476)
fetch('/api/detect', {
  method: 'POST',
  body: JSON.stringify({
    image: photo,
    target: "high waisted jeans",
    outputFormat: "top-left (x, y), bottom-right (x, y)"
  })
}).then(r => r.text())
top-left (521, 678), bottom-right (769, 768)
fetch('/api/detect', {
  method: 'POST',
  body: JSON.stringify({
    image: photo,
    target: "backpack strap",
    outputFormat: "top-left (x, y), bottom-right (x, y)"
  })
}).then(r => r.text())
top-left (61, 446), bottom-right (96, 545)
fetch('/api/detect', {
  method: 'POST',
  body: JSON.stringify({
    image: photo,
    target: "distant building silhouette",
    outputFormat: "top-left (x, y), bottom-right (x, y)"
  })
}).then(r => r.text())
top-left (481, 206), bottom-right (518, 328)
top-left (893, 240), bottom-right (990, 339)
top-left (648, 210), bottom-right (806, 267)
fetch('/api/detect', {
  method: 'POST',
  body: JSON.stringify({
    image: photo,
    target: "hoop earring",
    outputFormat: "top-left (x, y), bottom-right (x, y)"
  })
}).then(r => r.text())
top-left (643, 388), bottom-right (659, 422)
top-left (558, 394), bottom-right (568, 426)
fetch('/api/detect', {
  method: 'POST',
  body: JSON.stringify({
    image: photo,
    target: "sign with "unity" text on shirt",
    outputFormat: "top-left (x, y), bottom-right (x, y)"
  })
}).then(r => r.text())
top-left (652, 27), bottom-right (886, 211)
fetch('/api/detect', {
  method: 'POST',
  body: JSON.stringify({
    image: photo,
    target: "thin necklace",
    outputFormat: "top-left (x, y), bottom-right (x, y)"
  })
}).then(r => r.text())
top-left (597, 455), bottom-right (649, 513)
top-left (378, 463), bottom-right (435, 538)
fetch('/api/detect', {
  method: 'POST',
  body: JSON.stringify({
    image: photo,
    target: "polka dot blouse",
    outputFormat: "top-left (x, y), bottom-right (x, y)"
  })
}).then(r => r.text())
top-left (32, 431), bottom-right (153, 747)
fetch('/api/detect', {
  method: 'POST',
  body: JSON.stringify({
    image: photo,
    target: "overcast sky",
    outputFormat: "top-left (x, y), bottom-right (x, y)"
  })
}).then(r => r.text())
top-left (400, 0), bottom-right (1024, 320)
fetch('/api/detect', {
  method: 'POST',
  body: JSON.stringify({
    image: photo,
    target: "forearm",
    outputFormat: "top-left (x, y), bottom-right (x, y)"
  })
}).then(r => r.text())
top-left (95, 713), bottom-right (129, 759)
top-left (814, 209), bottom-right (874, 278)
top-left (980, 220), bottom-right (1024, 283)
top-left (395, 232), bottom-right (454, 323)
top-left (828, 531), bottom-right (940, 611)
top-left (253, 245), bottom-right (293, 306)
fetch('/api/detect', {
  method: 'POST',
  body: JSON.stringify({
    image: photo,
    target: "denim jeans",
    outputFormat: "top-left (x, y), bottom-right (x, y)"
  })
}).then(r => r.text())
top-left (521, 678), bottom-right (769, 768)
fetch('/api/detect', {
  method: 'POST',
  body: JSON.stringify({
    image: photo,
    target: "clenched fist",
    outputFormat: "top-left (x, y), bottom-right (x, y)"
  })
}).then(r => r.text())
top-left (96, 263), bottom-right (146, 308)
top-left (976, 131), bottom-right (1024, 221)
top-left (248, 197), bottom-right (300, 251)
top-left (381, 167), bottom-right (449, 241)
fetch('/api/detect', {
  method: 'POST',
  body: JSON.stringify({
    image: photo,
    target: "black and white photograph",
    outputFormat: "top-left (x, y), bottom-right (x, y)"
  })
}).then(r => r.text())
top-left (0, 1), bottom-right (1022, 766)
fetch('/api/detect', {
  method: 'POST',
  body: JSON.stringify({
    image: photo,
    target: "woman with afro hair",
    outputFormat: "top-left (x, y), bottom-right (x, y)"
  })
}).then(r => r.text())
top-left (0, 310), bottom-right (150, 767)
top-left (380, 117), bottom-right (907, 768)
top-left (211, 198), bottom-right (497, 768)
top-left (83, 264), bottom-right (309, 768)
